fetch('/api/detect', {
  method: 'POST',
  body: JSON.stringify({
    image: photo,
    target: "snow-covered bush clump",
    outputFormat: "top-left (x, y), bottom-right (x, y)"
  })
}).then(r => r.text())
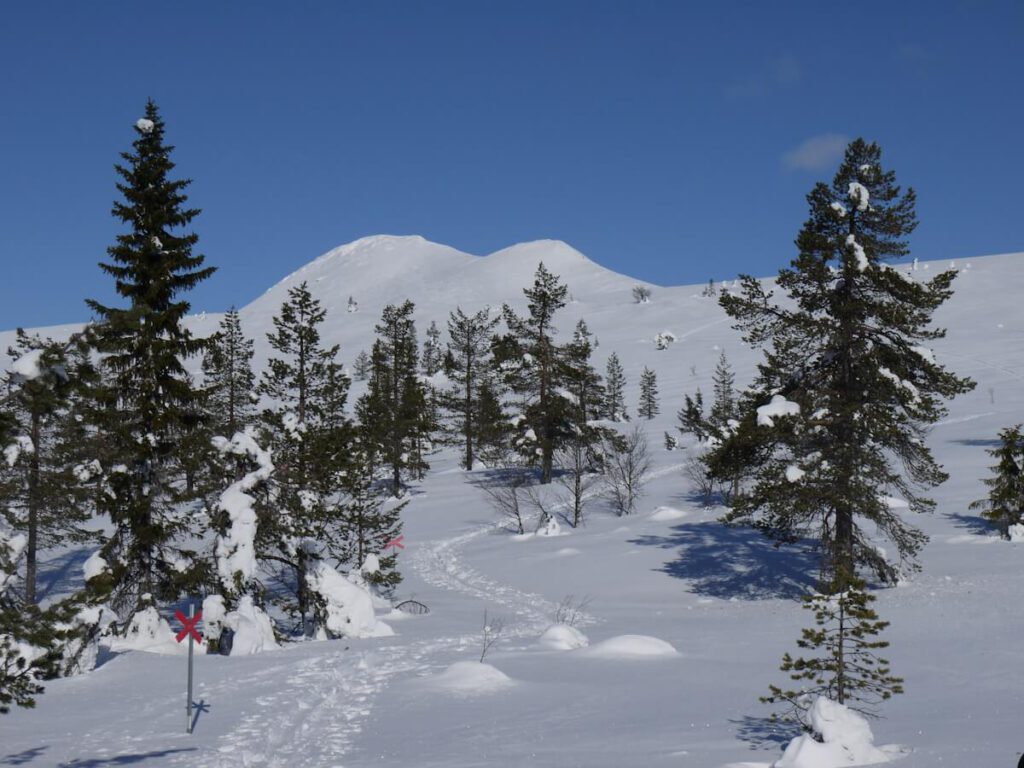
top-left (536, 515), bottom-right (562, 537)
top-left (1008, 523), bottom-right (1024, 542)
top-left (654, 331), bottom-right (676, 350)
top-left (538, 623), bottom-right (589, 650)
top-left (773, 696), bottom-right (897, 768)
top-left (224, 596), bottom-right (279, 655)
top-left (428, 661), bottom-right (513, 695)
top-left (306, 561), bottom-right (393, 639)
top-left (580, 634), bottom-right (679, 659)
top-left (107, 605), bottom-right (183, 655)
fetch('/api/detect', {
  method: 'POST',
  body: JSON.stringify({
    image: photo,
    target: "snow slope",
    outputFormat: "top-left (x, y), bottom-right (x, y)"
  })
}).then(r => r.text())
top-left (1, 240), bottom-right (1023, 767)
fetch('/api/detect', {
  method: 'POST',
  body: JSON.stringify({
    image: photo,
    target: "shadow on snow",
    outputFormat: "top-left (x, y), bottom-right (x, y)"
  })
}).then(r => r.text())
top-left (58, 749), bottom-right (196, 767)
top-left (629, 519), bottom-right (819, 601)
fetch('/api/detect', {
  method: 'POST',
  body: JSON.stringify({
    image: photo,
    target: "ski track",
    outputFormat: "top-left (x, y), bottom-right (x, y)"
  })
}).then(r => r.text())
top-left (179, 462), bottom-right (687, 767)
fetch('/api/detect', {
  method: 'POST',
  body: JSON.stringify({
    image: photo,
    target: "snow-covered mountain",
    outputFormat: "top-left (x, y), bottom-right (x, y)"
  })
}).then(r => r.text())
top-left (2, 239), bottom-right (1024, 767)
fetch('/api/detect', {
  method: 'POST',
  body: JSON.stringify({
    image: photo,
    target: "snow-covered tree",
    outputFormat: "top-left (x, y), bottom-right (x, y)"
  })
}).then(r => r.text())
top-left (632, 285), bottom-right (651, 304)
top-left (969, 425), bottom-right (1024, 539)
top-left (421, 320), bottom-right (443, 377)
top-left (1, 332), bottom-right (94, 605)
top-left (83, 101), bottom-right (216, 622)
top-left (353, 350), bottom-right (371, 382)
top-left (638, 367), bottom-right (659, 419)
top-left (709, 138), bottom-right (974, 590)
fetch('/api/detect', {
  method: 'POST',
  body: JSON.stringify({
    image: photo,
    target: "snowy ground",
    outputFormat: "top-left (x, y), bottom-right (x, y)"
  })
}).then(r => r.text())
top-left (1, 238), bottom-right (1023, 766)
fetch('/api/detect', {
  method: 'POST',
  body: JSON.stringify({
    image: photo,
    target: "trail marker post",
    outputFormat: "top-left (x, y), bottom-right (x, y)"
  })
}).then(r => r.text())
top-left (384, 535), bottom-right (405, 552)
top-left (175, 604), bottom-right (203, 734)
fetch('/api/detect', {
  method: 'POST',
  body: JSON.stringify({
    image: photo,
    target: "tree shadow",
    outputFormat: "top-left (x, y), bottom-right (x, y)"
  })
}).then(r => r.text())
top-left (945, 511), bottom-right (997, 536)
top-left (731, 714), bottom-right (802, 750)
top-left (1, 747), bottom-right (48, 765)
top-left (629, 520), bottom-right (819, 600)
top-left (35, 547), bottom-right (92, 602)
top-left (59, 749), bottom-right (195, 767)
top-left (948, 438), bottom-right (1001, 447)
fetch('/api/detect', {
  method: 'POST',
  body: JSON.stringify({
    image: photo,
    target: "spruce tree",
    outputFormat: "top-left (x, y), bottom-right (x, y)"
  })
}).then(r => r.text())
top-left (441, 306), bottom-right (501, 470)
top-left (603, 352), bottom-right (628, 422)
top-left (638, 367), bottom-right (659, 419)
top-left (709, 351), bottom-right (737, 429)
top-left (763, 579), bottom-right (903, 725)
top-left (421, 320), bottom-right (444, 377)
top-left (357, 301), bottom-right (432, 496)
top-left (258, 282), bottom-right (352, 629)
top-left (203, 307), bottom-right (255, 437)
top-left (497, 263), bottom-right (572, 483)
top-left (83, 101), bottom-right (216, 620)
top-left (710, 139), bottom-right (973, 590)
top-left (353, 350), bottom-right (371, 382)
top-left (969, 425), bottom-right (1024, 539)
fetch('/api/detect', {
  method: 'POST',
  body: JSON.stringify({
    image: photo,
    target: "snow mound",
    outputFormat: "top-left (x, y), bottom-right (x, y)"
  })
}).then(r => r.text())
top-left (428, 661), bottom-right (513, 694)
top-left (580, 634), bottom-right (679, 659)
top-left (107, 606), bottom-right (184, 655)
top-left (1008, 523), bottom-right (1024, 542)
top-left (306, 561), bottom-right (393, 639)
top-left (225, 596), bottom-right (279, 655)
top-left (538, 623), bottom-right (589, 650)
top-left (773, 697), bottom-right (897, 768)
top-left (650, 506), bottom-right (687, 521)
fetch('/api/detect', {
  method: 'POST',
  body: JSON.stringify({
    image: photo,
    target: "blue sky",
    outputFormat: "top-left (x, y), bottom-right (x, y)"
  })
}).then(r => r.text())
top-left (1, 1), bottom-right (1021, 329)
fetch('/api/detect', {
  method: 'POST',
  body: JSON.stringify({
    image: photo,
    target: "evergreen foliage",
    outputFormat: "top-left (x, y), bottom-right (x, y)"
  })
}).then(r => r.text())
top-left (763, 580), bottom-right (903, 726)
top-left (708, 139), bottom-right (973, 589)
top-left (638, 367), bottom-right (659, 419)
top-left (202, 308), bottom-right (255, 437)
top-left (83, 101), bottom-right (216, 620)
top-left (440, 307), bottom-right (503, 470)
top-left (257, 282), bottom-right (353, 629)
top-left (496, 263), bottom-right (572, 483)
top-left (357, 301), bottom-right (432, 496)
top-left (352, 350), bottom-right (371, 382)
top-left (603, 352), bottom-right (628, 421)
top-left (969, 425), bottom-right (1024, 539)
top-left (421, 320), bottom-right (444, 377)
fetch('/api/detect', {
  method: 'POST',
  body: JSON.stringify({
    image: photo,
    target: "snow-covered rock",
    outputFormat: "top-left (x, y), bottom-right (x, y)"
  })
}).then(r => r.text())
top-left (650, 505), bottom-right (687, 521)
top-left (580, 634), bottom-right (679, 659)
top-left (538, 623), bottom-right (589, 650)
top-left (427, 661), bottom-right (513, 694)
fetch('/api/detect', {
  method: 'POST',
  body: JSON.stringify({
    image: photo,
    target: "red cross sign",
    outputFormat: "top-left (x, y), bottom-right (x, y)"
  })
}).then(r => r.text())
top-left (384, 535), bottom-right (405, 551)
top-left (175, 609), bottom-right (203, 644)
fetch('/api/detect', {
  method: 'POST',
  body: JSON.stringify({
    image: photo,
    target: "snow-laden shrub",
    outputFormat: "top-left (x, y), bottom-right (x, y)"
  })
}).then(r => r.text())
top-left (773, 696), bottom-right (895, 768)
top-left (306, 561), bottom-right (393, 639)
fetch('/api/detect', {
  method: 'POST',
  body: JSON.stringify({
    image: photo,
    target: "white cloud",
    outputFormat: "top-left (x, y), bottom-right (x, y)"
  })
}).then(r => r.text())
top-left (782, 133), bottom-right (850, 171)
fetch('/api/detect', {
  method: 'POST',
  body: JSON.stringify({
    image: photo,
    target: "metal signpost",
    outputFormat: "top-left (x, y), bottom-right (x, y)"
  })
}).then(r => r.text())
top-left (174, 605), bottom-right (203, 734)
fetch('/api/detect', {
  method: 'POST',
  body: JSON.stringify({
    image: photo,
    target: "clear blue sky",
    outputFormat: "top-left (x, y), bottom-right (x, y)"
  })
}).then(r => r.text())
top-left (1, 1), bottom-right (1021, 329)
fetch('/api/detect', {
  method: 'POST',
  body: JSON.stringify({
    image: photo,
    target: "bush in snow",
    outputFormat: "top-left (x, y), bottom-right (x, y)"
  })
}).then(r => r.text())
top-left (601, 425), bottom-right (651, 516)
top-left (654, 331), bottom-right (675, 350)
top-left (772, 696), bottom-right (894, 768)
top-left (632, 285), bottom-right (652, 304)
top-left (306, 560), bottom-right (391, 640)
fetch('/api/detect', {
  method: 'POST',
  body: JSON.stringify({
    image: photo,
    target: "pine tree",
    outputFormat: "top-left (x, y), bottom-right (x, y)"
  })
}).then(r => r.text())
top-left (83, 101), bottom-right (216, 621)
top-left (335, 449), bottom-right (405, 592)
top-left (603, 352), bottom-right (628, 421)
top-left (357, 301), bottom-right (432, 496)
top-left (441, 306), bottom-right (502, 470)
top-left (258, 282), bottom-right (352, 629)
top-left (1, 332), bottom-right (94, 605)
top-left (969, 425), bottom-right (1024, 539)
top-left (638, 367), bottom-right (659, 419)
top-left (763, 579), bottom-right (903, 725)
top-left (203, 308), bottom-right (255, 437)
top-left (497, 263), bottom-right (572, 483)
top-left (709, 139), bottom-right (973, 590)
top-left (421, 321), bottom-right (444, 377)
top-left (353, 350), bottom-right (371, 382)
top-left (709, 351), bottom-right (737, 429)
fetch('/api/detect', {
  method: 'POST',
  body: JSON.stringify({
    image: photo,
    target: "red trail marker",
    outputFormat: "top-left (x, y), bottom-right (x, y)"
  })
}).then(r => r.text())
top-left (384, 535), bottom-right (405, 551)
top-left (175, 609), bottom-right (203, 644)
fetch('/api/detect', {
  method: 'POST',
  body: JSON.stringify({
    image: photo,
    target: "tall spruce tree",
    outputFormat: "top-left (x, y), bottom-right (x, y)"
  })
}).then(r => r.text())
top-left (357, 301), bottom-right (432, 496)
top-left (421, 320), bottom-right (444, 376)
top-left (969, 425), bottom-right (1024, 539)
top-left (638, 367), bottom-right (659, 419)
top-left (603, 352), bottom-right (628, 422)
top-left (83, 101), bottom-right (216, 620)
top-left (710, 139), bottom-right (973, 590)
top-left (203, 307), bottom-right (255, 437)
top-left (496, 263), bottom-right (571, 483)
top-left (441, 306), bottom-right (502, 470)
top-left (258, 282), bottom-right (352, 629)
top-left (1, 332), bottom-right (94, 605)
